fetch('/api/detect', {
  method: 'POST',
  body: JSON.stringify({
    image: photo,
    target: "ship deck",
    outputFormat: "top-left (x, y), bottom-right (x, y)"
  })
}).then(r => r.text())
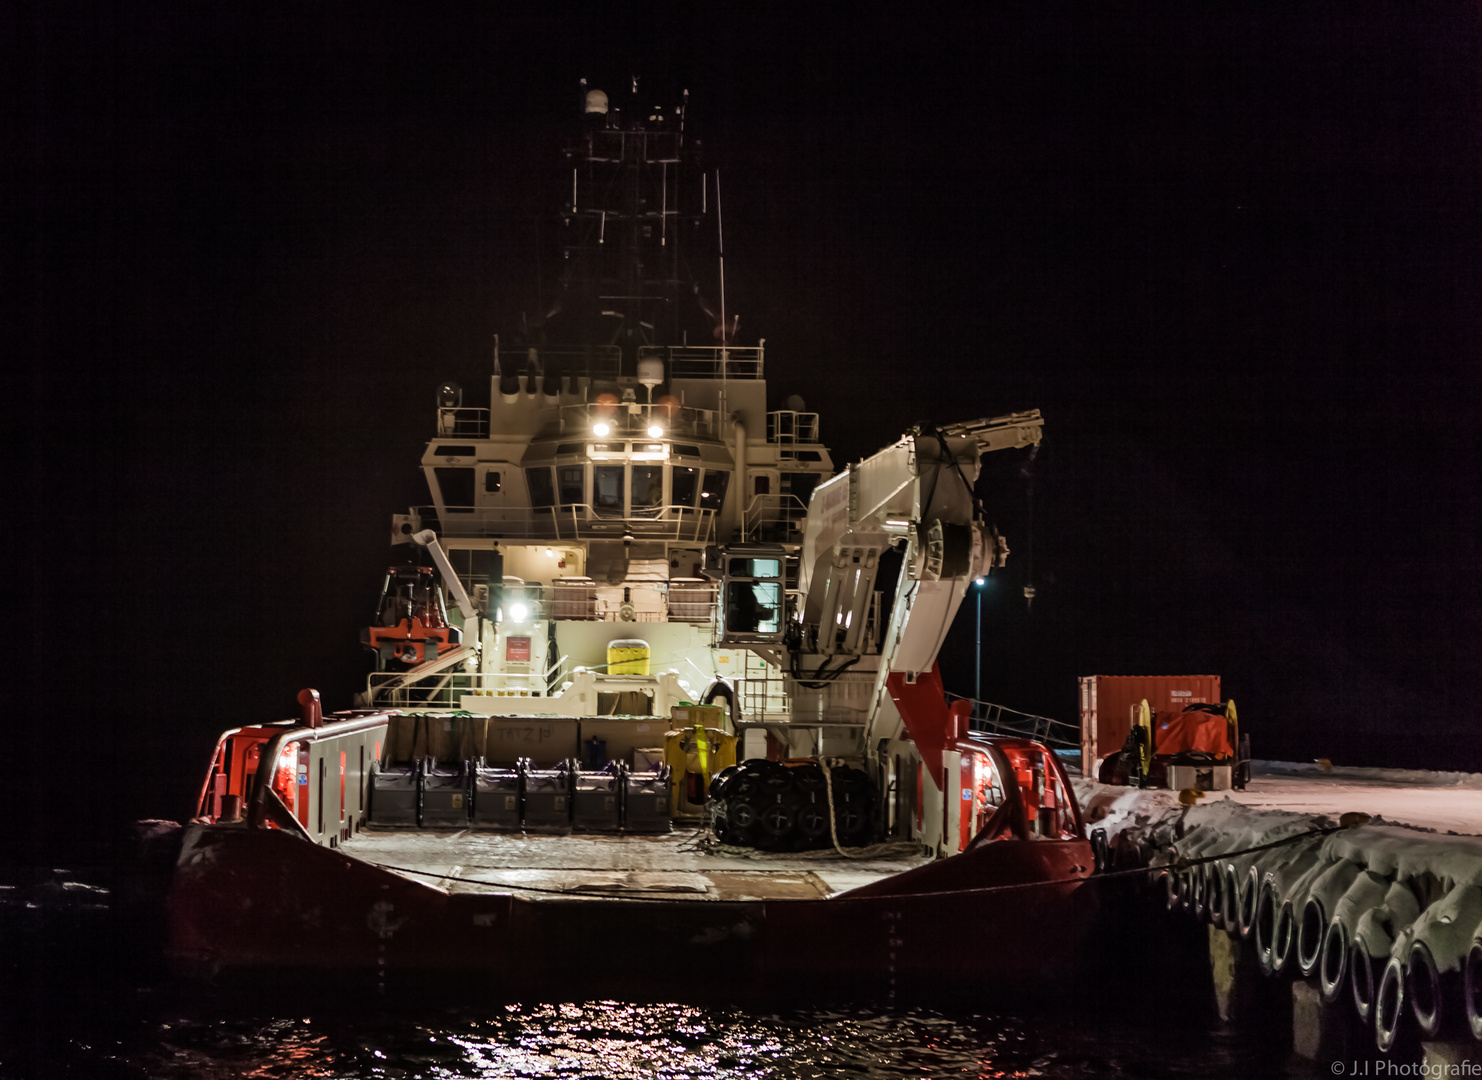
top-left (339, 827), bottom-right (929, 901)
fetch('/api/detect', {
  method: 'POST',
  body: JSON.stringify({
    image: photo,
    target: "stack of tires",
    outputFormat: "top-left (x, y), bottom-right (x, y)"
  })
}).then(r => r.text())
top-left (708, 759), bottom-right (873, 850)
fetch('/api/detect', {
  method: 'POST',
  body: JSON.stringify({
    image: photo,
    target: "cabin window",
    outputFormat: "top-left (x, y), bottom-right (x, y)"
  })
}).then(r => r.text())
top-left (699, 470), bottom-right (730, 509)
top-left (484, 471), bottom-right (502, 494)
top-left (593, 465), bottom-right (624, 515)
top-left (557, 466), bottom-right (584, 506)
top-left (434, 445), bottom-right (478, 458)
top-left (671, 466), bottom-right (699, 507)
top-left (728, 556), bottom-right (781, 578)
top-left (556, 442), bottom-right (584, 456)
top-left (525, 467), bottom-right (555, 509)
top-left (672, 444), bottom-right (702, 458)
top-left (792, 450), bottom-right (823, 462)
top-left (631, 465), bottom-right (663, 511)
top-left (434, 467), bottom-right (476, 511)
top-left (753, 475), bottom-right (771, 495)
top-left (782, 472), bottom-right (819, 504)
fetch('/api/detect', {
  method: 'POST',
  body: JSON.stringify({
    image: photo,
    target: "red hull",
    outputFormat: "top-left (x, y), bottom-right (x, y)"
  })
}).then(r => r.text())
top-left (167, 824), bottom-right (1095, 1002)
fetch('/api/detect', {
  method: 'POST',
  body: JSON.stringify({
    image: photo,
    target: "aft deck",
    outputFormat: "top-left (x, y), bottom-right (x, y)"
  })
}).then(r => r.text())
top-left (340, 827), bottom-right (927, 901)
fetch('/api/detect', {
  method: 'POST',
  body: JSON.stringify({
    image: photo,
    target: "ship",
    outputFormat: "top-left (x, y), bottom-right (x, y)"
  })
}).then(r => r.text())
top-left (163, 81), bottom-right (1093, 1004)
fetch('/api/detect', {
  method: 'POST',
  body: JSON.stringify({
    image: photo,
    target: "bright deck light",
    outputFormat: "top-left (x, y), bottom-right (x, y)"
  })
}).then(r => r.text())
top-left (592, 421), bottom-right (611, 437)
top-left (508, 601), bottom-right (529, 622)
top-left (646, 423), bottom-right (664, 438)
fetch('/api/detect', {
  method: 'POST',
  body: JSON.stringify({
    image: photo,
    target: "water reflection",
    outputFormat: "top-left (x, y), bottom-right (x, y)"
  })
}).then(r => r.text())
top-left (32, 999), bottom-right (1323, 1080)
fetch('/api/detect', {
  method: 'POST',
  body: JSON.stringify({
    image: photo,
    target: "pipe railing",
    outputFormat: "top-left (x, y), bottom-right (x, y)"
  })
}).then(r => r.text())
top-left (946, 693), bottom-right (1079, 750)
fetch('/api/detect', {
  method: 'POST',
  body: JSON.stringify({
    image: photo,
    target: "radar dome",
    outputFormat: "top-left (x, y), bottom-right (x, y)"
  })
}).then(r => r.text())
top-left (636, 356), bottom-right (664, 389)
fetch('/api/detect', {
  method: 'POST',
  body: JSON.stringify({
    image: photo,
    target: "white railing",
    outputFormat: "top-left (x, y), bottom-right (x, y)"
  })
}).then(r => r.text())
top-left (766, 409), bottom-right (820, 446)
top-left (502, 345), bottom-right (624, 382)
top-left (645, 344), bottom-right (764, 380)
top-left (736, 671), bottom-right (879, 726)
top-left (366, 656), bottom-right (569, 710)
top-left (743, 493), bottom-right (809, 540)
top-left (559, 402), bottom-right (721, 440)
top-left (436, 407), bottom-right (490, 438)
top-left (946, 693), bottom-right (1079, 751)
top-left (417, 504), bottom-right (718, 542)
top-left (411, 578), bottom-right (719, 625)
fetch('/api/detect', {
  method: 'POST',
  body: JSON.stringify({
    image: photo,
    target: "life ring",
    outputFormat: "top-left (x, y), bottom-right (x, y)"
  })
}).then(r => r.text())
top-left (1375, 955), bottom-right (1407, 1053)
top-left (1319, 917), bottom-right (1349, 1004)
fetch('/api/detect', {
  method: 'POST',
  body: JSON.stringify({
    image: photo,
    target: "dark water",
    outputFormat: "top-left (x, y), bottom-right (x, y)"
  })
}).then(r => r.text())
top-left (6, 996), bottom-right (1327, 1080)
top-left (0, 865), bottom-right (1326, 1080)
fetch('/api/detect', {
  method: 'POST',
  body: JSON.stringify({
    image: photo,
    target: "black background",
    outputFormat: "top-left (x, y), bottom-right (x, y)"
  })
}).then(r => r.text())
top-left (12, 3), bottom-right (1481, 860)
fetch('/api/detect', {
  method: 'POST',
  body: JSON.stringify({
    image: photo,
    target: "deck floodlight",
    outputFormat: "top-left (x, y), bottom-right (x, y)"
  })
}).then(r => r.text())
top-left (508, 601), bottom-right (529, 622)
top-left (647, 422), bottom-right (664, 438)
top-left (593, 420), bottom-right (612, 437)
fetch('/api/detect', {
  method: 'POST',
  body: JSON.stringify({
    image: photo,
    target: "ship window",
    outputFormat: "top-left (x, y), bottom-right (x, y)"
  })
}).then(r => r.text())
top-left (435, 445), bottom-right (477, 458)
top-left (699, 470), bottom-right (729, 509)
top-left (556, 442), bottom-right (584, 456)
top-left (525, 467), bottom-right (555, 509)
top-left (728, 556), bottom-right (781, 578)
top-left (672, 444), bottom-right (701, 458)
top-left (557, 466), bottom-right (584, 506)
top-left (792, 450), bottom-right (823, 462)
top-left (593, 465), bottom-right (624, 515)
top-left (434, 467), bottom-right (476, 511)
top-left (631, 465), bottom-right (663, 510)
top-left (725, 581), bottom-right (781, 636)
top-left (671, 466), bottom-right (699, 507)
top-left (753, 475), bottom-right (771, 495)
top-left (484, 471), bottom-right (502, 494)
top-left (782, 471), bottom-right (819, 504)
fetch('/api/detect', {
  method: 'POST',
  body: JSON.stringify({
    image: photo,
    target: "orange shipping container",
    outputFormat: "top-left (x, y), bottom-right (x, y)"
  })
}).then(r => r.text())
top-left (1078, 674), bottom-right (1222, 775)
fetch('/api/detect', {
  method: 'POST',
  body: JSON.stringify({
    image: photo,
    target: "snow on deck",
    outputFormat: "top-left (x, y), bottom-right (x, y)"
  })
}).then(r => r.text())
top-left (1075, 760), bottom-right (1482, 977)
top-left (1080, 759), bottom-right (1482, 837)
top-left (339, 827), bottom-right (928, 901)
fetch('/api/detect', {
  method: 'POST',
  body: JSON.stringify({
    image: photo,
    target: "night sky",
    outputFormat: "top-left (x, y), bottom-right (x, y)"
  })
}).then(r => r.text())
top-left (13, 4), bottom-right (1481, 857)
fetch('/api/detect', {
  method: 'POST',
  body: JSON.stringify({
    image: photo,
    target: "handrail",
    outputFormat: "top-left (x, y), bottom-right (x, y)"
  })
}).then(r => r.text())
top-left (946, 693), bottom-right (1079, 750)
top-left (246, 712), bottom-right (395, 832)
top-left (413, 504), bottom-right (717, 542)
top-left (641, 344), bottom-right (764, 380)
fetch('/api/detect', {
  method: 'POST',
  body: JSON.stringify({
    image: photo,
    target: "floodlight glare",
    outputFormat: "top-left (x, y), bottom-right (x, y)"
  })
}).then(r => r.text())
top-left (646, 423), bottom-right (664, 438)
top-left (592, 421), bottom-right (612, 437)
top-left (508, 601), bottom-right (529, 622)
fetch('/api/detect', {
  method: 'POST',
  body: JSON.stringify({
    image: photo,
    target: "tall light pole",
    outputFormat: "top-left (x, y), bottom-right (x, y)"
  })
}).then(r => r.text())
top-left (974, 576), bottom-right (987, 717)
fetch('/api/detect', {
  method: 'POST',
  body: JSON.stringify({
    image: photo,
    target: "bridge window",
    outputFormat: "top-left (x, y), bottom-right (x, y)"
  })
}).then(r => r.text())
top-left (699, 469), bottom-right (730, 509)
top-left (593, 465), bottom-right (624, 515)
top-left (525, 467), bottom-right (555, 509)
top-left (672, 466), bottom-right (699, 507)
top-left (484, 471), bottom-right (502, 494)
top-left (557, 465), bottom-right (584, 505)
top-left (435, 467), bottom-right (475, 511)
top-left (631, 465), bottom-right (663, 511)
